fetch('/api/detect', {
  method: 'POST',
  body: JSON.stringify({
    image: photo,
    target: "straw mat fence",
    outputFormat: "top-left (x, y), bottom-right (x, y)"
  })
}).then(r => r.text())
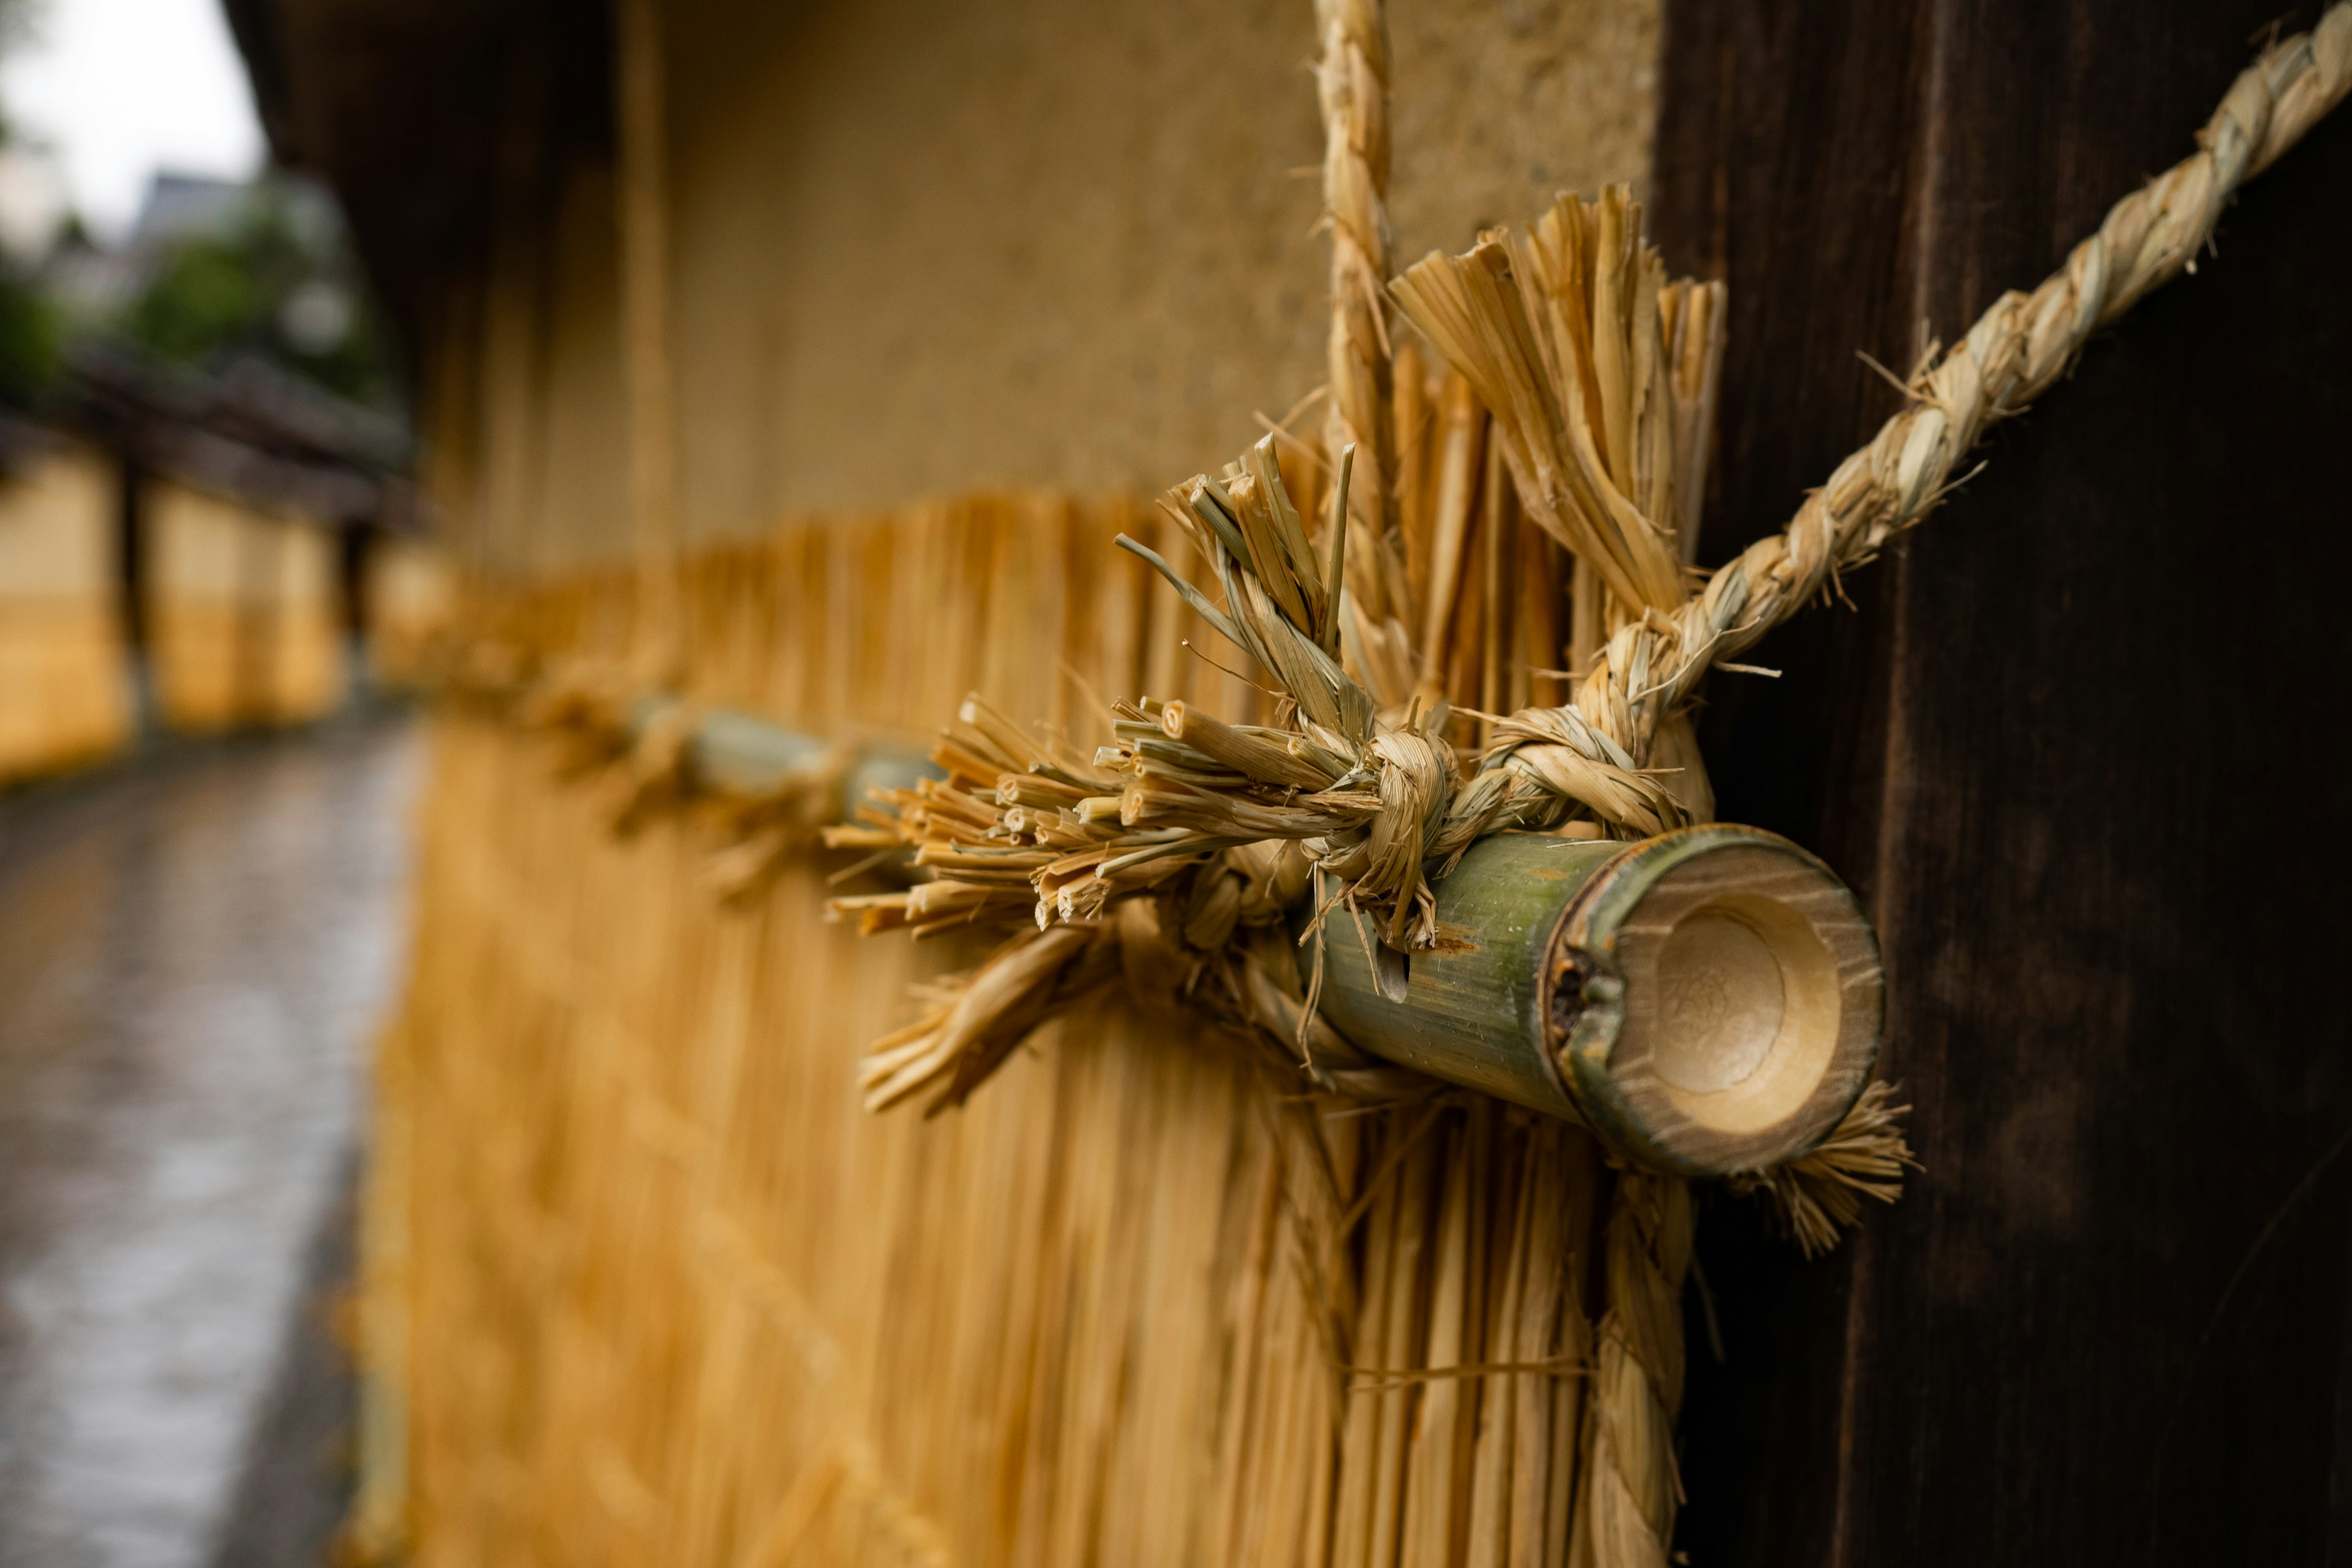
top-left (146, 480), bottom-right (346, 733)
top-left (374, 488), bottom-right (1637, 1567)
top-left (0, 443), bottom-right (132, 780)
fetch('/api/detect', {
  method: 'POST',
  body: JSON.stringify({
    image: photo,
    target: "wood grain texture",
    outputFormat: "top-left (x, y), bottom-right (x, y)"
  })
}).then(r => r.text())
top-left (1651, 2), bottom-right (2352, 1562)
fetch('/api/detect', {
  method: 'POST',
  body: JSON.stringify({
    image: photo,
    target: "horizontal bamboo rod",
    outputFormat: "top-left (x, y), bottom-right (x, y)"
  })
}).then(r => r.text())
top-left (628, 699), bottom-right (938, 822)
top-left (625, 705), bottom-right (1876, 1172)
top-left (1310, 826), bottom-right (1883, 1177)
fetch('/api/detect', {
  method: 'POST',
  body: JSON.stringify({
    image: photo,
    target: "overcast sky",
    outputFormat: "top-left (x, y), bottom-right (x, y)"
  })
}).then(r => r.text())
top-left (2, 0), bottom-right (264, 240)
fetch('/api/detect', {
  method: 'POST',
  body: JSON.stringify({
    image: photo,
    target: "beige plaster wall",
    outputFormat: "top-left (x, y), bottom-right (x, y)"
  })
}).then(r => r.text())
top-left (440, 0), bottom-right (1659, 571)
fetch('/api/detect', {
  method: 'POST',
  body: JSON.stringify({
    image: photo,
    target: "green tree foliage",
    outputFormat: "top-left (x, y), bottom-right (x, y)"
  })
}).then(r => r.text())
top-left (0, 263), bottom-right (58, 409)
top-left (121, 183), bottom-right (398, 412)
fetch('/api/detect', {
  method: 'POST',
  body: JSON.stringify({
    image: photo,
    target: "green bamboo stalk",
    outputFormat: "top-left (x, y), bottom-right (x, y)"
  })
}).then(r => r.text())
top-left (1310, 826), bottom-right (1882, 1177)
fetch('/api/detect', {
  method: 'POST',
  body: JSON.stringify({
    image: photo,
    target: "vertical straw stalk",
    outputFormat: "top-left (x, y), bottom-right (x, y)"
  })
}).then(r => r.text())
top-left (1316, 0), bottom-right (1406, 631)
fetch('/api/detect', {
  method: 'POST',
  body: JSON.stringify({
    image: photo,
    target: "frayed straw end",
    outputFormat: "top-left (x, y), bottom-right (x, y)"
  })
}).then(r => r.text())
top-left (856, 925), bottom-right (1111, 1115)
top-left (1726, 1080), bottom-right (1917, 1257)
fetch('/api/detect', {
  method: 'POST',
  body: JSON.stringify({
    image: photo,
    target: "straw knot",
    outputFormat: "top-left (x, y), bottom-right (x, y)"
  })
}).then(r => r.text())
top-left (1348, 724), bottom-right (1455, 948)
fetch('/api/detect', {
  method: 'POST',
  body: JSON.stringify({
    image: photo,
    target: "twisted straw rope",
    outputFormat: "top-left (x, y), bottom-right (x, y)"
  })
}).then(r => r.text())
top-left (1578, 1174), bottom-right (1689, 1568)
top-left (1316, 0), bottom-right (1400, 619)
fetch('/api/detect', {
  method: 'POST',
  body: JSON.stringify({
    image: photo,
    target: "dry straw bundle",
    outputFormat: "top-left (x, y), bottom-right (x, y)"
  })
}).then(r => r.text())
top-left (380, 492), bottom-right (1653, 1566)
top-left (366, 4), bottom-right (2351, 1565)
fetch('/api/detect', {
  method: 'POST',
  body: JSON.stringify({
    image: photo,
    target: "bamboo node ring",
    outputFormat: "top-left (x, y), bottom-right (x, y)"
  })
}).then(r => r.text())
top-left (1542, 826), bottom-right (1883, 1178)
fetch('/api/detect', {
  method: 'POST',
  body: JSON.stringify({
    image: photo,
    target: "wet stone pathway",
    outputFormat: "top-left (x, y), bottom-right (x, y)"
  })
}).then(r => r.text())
top-left (0, 714), bottom-right (420, 1567)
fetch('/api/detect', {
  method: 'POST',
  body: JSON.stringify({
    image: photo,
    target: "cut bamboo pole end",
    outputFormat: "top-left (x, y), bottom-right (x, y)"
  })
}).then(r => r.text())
top-left (1310, 826), bottom-right (1882, 1177)
top-left (636, 699), bottom-right (937, 821)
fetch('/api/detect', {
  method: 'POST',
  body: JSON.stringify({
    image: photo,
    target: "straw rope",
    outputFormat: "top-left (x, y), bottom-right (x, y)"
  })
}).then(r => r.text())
top-left (1574, 1172), bottom-right (1687, 1568)
top-left (1317, 0), bottom-right (1404, 625)
top-left (1422, 0), bottom-right (2352, 807)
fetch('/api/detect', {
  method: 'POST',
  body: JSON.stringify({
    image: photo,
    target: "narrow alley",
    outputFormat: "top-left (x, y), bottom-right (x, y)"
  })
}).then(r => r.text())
top-left (0, 716), bottom-right (419, 1567)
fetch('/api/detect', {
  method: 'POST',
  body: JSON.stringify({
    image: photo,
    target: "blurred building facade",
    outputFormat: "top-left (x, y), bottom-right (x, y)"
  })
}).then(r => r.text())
top-left (0, 158), bottom-right (448, 783)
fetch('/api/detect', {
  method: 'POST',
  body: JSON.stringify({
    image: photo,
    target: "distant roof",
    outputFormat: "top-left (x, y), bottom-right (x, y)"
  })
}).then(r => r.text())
top-left (64, 344), bottom-right (419, 529)
top-left (127, 173), bottom-right (247, 251)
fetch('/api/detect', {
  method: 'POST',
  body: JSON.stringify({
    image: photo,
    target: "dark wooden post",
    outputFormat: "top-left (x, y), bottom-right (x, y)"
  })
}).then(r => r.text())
top-left (1650, 2), bottom-right (2352, 1562)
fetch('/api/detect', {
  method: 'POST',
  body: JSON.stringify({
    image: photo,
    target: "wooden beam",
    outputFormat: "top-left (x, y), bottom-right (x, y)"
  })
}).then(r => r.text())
top-left (631, 699), bottom-right (937, 824)
top-left (1653, 2), bottom-right (2352, 1560)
